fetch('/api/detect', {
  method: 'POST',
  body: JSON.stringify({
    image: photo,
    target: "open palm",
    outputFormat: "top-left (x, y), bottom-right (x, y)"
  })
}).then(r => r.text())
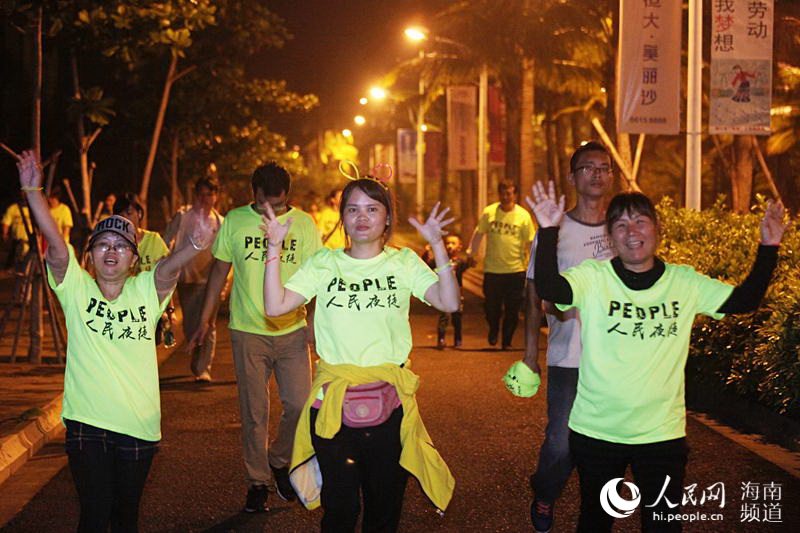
top-left (525, 181), bottom-right (565, 228)
top-left (188, 210), bottom-right (219, 250)
top-left (408, 202), bottom-right (455, 245)
top-left (16, 150), bottom-right (42, 189)
top-left (760, 200), bottom-right (788, 246)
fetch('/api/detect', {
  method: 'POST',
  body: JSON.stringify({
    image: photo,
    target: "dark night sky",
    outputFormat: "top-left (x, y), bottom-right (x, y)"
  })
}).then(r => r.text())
top-left (252, 0), bottom-right (448, 144)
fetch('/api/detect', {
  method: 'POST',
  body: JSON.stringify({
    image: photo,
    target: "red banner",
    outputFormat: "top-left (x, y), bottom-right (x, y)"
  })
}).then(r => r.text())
top-left (488, 86), bottom-right (506, 165)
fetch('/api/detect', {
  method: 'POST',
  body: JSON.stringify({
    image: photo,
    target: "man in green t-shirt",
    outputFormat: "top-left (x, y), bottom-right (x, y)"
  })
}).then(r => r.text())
top-left (467, 180), bottom-right (535, 349)
top-left (190, 162), bottom-right (322, 512)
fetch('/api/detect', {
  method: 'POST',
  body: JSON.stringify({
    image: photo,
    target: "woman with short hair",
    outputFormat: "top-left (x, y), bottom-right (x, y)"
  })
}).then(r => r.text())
top-left (527, 182), bottom-right (787, 532)
top-left (17, 150), bottom-right (216, 532)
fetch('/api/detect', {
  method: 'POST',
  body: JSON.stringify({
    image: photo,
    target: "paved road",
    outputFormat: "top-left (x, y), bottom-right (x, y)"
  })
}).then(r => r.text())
top-left (3, 292), bottom-right (799, 532)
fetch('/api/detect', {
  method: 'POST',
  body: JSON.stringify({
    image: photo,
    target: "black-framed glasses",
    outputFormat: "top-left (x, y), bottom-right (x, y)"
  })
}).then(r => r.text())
top-left (576, 165), bottom-right (613, 177)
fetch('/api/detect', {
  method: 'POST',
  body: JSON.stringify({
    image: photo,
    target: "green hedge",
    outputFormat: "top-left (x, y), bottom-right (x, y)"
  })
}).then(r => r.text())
top-left (657, 197), bottom-right (800, 417)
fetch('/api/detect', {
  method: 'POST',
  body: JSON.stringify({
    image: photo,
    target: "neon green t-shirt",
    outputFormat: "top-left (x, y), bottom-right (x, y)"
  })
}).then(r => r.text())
top-left (285, 247), bottom-right (438, 367)
top-left (556, 260), bottom-right (734, 444)
top-left (316, 206), bottom-right (346, 249)
top-left (47, 247), bottom-right (172, 441)
top-left (477, 203), bottom-right (535, 273)
top-left (212, 204), bottom-right (322, 336)
top-left (137, 230), bottom-right (169, 273)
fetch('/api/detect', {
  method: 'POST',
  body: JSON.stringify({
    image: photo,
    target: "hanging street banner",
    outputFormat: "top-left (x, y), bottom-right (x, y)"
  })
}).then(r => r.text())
top-left (447, 86), bottom-right (478, 170)
top-left (424, 131), bottom-right (444, 181)
top-left (709, 0), bottom-right (773, 135)
top-left (488, 85), bottom-right (506, 165)
top-left (616, 0), bottom-right (682, 134)
top-left (396, 129), bottom-right (417, 185)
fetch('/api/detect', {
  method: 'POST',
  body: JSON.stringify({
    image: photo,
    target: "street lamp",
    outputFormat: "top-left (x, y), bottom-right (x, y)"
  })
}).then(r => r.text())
top-left (359, 97), bottom-right (368, 105)
top-left (404, 26), bottom-right (430, 218)
top-left (369, 87), bottom-right (387, 100)
top-left (354, 115), bottom-right (366, 126)
top-left (404, 26), bottom-right (489, 215)
top-left (404, 27), bottom-right (427, 42)
top-left (342, 129), bottom-right (353, 138)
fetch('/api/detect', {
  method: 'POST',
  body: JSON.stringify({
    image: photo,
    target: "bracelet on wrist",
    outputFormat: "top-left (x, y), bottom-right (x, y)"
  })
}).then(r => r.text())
top-left (21, 186), bottom-right (43, 192)
top-left (189, 236), bottom-right (206, 251)
top-left (265, 255), bottom-right (280, 264)
top-left (435, 260), bottom-right (455, 274)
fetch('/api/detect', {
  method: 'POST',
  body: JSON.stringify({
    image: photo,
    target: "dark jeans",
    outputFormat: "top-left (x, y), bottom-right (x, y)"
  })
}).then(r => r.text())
top-left (65, 420), bottom-right (158, 533)
top-left (310, 407), bottom-right (408, 533)
top-left (482, 271), bottom-right (526, 345)
top-left (531, 366), bottom-right (579, 502)
top-left (436, 311), bottom-right (462, 340)
top-left (570, 431), bottom-right (689, 533)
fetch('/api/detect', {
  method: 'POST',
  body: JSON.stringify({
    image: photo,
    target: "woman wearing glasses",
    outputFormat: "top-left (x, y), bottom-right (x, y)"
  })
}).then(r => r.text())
top-left (16, 150), bottom-right (217, 532)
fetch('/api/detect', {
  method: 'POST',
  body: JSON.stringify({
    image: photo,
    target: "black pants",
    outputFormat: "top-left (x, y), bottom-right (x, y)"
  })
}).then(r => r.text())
top-left (570, 431), bottom-right (689, 533)
top-left (482, 271), bottom-right (526, 345)
top-left (310, 407), bottom-right (408, 533)
top-left (65, 420), bottom-right (157, 533)
top-left (437, 311), bottom-right (462, 340)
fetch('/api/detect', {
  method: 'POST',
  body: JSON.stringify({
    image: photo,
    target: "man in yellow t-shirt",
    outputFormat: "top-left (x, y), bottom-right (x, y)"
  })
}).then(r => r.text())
top-left (48, 186), bottom-right (73, 244)
top-left (467, 180), bottom-right (535, 349)
top-left (189, 162), bottom-right (322, 512)
top-left (315, 188), bottom-right (346, 249)
top-left (2, 196), bottom-right (32, 269)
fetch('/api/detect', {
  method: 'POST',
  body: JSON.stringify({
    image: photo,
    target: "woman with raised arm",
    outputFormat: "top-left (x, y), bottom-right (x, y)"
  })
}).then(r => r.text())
top-left (17, 150), bottom-right (217, 532)
top-left (261, 172), bottom-right (459, 532)
top-left (526, 181), bottom-right (787, 532)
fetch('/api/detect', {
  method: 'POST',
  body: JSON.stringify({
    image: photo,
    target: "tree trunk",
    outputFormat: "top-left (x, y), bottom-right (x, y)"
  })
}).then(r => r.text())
top-left (503, 80), bottom-right (522, 185)
top-left (70, 52), bottom-right (95, 224)
top-left (520, 56), bottom-right (535, 199)
top-left (555, 114), bottom-right (569, 192)
top-left (605, 0), bottom-right (619, 147)
top-left (139, 53), bottom-right (179, 226)
top-left (731, 135), bottom-right (754, 213)
top-left (28, 5), bottom-right (43, 363)
top-left (169, 129), bottom-right (180, 214)
top-left (460, 170), bottom-right (476, 243)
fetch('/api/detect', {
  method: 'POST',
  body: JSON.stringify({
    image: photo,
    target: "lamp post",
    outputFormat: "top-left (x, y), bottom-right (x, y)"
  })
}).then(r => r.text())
top-left (405, 26), bottom-right (488, 218)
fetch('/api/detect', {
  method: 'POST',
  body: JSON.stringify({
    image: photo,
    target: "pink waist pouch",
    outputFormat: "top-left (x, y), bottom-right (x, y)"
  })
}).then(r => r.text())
top-left (312, 381), bottom-right (401, 428)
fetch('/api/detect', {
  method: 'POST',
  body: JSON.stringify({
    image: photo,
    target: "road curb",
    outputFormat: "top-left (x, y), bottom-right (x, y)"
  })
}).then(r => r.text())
top-left (0, 394), bottom-right (63, 486)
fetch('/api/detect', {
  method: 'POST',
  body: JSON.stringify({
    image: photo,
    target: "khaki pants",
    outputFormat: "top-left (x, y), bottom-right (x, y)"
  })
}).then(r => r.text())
top-left (230, 327), bottom-right (311, 487)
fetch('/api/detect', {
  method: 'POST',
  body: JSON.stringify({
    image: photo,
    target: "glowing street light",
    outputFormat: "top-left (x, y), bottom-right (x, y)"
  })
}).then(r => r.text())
top-left (404, 27), bottom-right (427, 42)
top-left (359, 97), bottom-right (368, 105)
top-left (354, 115), bottom-right (366, 126)
top-left (369, 87), bottom-right (387, 100)
top-left (420, 124), bottom-right (428, 132)
top-left (342, 129), bottom-right (353, 137)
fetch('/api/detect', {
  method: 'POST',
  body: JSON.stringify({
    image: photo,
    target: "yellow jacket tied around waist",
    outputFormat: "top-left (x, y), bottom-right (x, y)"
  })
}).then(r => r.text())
top-left (289, 359), bottom-right (455, 511)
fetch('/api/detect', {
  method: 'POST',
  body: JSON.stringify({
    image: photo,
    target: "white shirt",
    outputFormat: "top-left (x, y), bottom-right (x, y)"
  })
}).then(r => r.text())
top-left (526, 212), bottom-right (613, 367)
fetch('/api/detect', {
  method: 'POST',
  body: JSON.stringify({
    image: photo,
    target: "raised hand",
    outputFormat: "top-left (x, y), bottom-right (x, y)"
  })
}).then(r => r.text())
top-left (525, 181), bottom-right (565, 228)
top-left (760, 200), bottom-right (788, 246)
top-left (258, 202), bottom-right (293, 245)
top-left (187, 209), bottom-right (219, 250)
top-left (16, 150), bottom-right (42, 189)
top-left (408, 202), bottom-right (455, 245)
